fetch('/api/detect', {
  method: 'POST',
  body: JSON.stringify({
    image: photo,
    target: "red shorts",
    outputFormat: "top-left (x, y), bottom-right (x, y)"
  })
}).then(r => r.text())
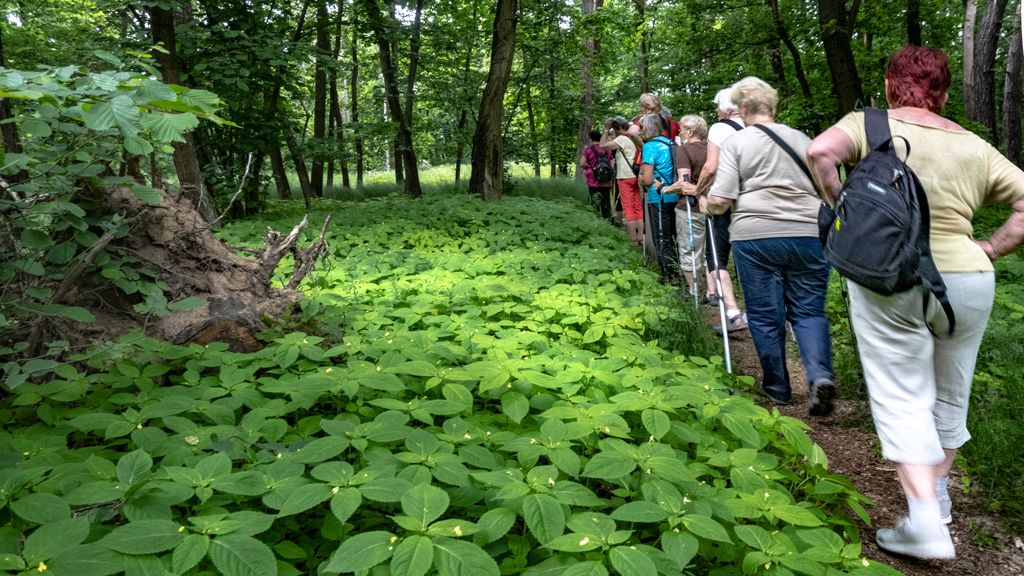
top-left (617, 178), bottom-right (643, 221)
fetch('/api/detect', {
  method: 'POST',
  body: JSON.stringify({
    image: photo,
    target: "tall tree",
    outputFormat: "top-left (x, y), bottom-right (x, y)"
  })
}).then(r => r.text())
top-left (351, 9), bottom-right (364, 187)
top-left (329, 2), bottom-right (351, 188)
top-left (1003, 3), bottom-right (1023, 167)
top-left (575, 0), bottom-right (601, 180)
top-left (470, 0), bottom-right (519, 201)
top-left (967, 0), bottom-right (1011, 141)
top-left (766, 0), bottom-right (812, 99)
top-left (0, 23), bottom-right (28, 188)
top-left (360, 0), bottom-right (421, 198)
top-left (907, 0), bottom-right (921, 45)
top-left (311, 0), bottom-right (331, 196)
top-left (149, 4), bottom-right (219, 223)
top-left (963, 0), bottom-right (978, 106)
top-left (818, 0), bottom-right (864, 114)
top-left (635, 0), bottom-right (649, 93)
top-left (404, 0), bottom-right (425, 173)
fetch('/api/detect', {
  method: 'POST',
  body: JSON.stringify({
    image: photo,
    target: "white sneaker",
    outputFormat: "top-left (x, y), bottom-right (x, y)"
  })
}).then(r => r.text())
top-left (939, 496), bottom-right (952, 524)
top-left (876, 517), bottom-right (955, 559)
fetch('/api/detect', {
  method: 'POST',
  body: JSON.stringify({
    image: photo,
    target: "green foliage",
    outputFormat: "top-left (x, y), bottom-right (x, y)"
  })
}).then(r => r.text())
top-left (0, 190), bottom-right (897, 575)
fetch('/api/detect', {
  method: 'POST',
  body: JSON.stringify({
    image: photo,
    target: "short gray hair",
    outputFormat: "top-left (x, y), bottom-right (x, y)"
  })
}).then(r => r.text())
top-left (731, 76), bottom-right (778, 117)
top-left (638, 113), bottom-right (664, 142)
top-left (713, 87), bottom-right (737, 114)
top-left (678, 114), bottom-right (708, 140)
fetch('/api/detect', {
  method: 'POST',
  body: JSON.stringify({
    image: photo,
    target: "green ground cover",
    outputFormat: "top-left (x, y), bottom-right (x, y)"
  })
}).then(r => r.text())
top-left (0, 188), bottom-right (900, 576)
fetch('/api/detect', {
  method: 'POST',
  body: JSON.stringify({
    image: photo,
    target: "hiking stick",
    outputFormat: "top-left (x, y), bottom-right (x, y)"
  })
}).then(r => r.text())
top-left (684, 200), bottom-right (699, 309)
top-left (642, 200), bottom-right (649, 266)
top-left (705, 213), bottom-right (732, 373)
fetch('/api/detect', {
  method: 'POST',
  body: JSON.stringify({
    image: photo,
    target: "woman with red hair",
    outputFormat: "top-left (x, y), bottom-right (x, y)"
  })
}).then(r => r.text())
top-left (807, 46), bottom-right (1024, 560)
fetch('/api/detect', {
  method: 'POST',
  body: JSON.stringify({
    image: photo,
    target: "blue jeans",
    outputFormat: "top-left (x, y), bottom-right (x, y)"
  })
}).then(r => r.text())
top-left (733, 237), bottom-right (834, 402)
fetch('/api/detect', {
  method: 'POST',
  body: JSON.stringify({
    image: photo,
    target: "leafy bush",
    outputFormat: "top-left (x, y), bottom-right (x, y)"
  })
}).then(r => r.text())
top-left (0, 191), bottom-right (897, 576)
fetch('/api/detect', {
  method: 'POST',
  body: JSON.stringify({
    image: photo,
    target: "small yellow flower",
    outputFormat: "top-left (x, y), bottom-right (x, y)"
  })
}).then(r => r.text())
top-left (326, 368), bottom-right (333, 373)
top-left (548, 477), bottom-right (555, 486)
top-left (764, 563), bottom-right (771, 570)
top-left (454, 526), bottom-right (463, 536)
top-left (862, 558), bottom-right (870, 567)
top-left (332, 486), bottom-right (340, 494)
top-left (178, 526), bottom-right (185, 532)
top-left (136, 423), bottom-right (143, 429)
top-left (390, 536), bottom-right (398, 543)
top-left (579, 537), bottom-right (590, 546)
top-left (184, 436), bottom-right (199, 446)
top-left (38, 562), bottom-right (47, 572)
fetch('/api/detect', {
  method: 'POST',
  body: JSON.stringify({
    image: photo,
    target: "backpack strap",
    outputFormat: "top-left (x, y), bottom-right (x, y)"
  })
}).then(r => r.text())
top-left (864, 107), bottom-right (893, 152)
top-left (752, 124), bottom-right (815, 188)
top-left (909, 171), bottom-right (956, 338)
top-left (722, 119), bottom-right (743, 131)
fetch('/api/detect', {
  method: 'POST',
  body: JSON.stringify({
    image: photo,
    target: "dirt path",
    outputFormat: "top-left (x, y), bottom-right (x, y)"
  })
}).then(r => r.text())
top-left (705, 308), bottom-right (1024, 575)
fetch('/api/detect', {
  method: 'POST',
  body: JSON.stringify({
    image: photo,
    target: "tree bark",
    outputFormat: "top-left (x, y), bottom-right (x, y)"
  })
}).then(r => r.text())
top-left (270, 146), bottom-right (291, 199)
top-left (469, 0), bottom-right (519, 201)
top-left (311, 0), bottom-right (330, 197)
top-left (526, 89), bottom-right (541, 177)
top-left (549, 64), bottom-right (557, 178)
top-left (404, 0), bottom-right (424, 146)
top-left (330, 3), bottom-right (350, 189)
top-left (1003, 3), bottom-right (1023, 167)
top-left (351, 11), bottom-right (364, 187)
top-left (361, 0), bottom-right (421, 198)
top-left (818, 0), bottom-right (864, 115)
top-left (286, 132), bottom-right (314, 209)
top-left (454, 1), bottom-right (478, 185)
top-left (767, 0), bottom-right (812, 99)
top-left (149, 4), bottom-right (219, 223)
top-left (968, 0), bottom-right (1011, 142)
top-left (575, 0), bottom-right (601, 180)
top-left (635, 0), bottom-right (649, 93)
top-left (0, 23), bottom-right (28, 186)
top-left (964, 0), bottom-right (978, 110)
top-left (907, 0), bottom-right (921, 45)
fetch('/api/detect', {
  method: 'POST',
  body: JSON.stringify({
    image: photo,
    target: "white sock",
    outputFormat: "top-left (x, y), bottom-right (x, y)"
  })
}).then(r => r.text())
top-left (907, 497), bottom-right (942, 531)
top-left (726, 309), bottom-right (740, 320)
top-left (936, 477), bottom-right (949, 501)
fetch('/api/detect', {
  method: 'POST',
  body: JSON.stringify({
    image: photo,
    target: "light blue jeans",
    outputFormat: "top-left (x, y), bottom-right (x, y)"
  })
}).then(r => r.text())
top-left (848, 271), bottom-right (995, 464)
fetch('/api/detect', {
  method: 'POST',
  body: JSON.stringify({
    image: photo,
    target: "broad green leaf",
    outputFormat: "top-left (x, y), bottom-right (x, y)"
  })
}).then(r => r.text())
top-left (660, 531), bottom-right (698, 570)
top-left (500, 391), bottom-right (529, 423)
top-left (94, 49), bottom-right (123, 66)
top-left (609, 545), bottom-right (657, 576)
top-left (83, 95), bottom-right (140, 134)
top-left (58, 306), bottom-right (95, 322)
top-left (123, 134), bottom-right (154, 155)
top-left (681, 514), bottom-right (732, 543)
top-left (275, 483), bottom-right (332, 516)
top-left (130, 185), bottom-right (162, 205)
top-left (180, 89), bottom-right (220, 112)
top-left (431, 537), bottom-right (499, 576)
top-left (361, 477), bottom-right (412, 502)
top-left (521, 493), bottom-right (564, 544)
top-left (771, 505), bottom-right (823, 526)
top-left (610, 501), bottom-right (668, 523)
top-left (116, 449), bottom-right (153, 486)
top-left (140, 109), bottom-right (198, 142)
top-left (23, 517), bottom-right (90, 563)
top-left (291, 436), bottom-right (349, 463)
top-left (99, 519), bottom-right (184, 554)
top-left (123, 555), bottom-right (165, 576)
top-left (0, 554), bottom-right (25, 570)
top-left (390, 535), bottom-right (434, 576)
top-left (11, 492), bottom-right (70, 524)
top-left (172, 534), bottom-right (210, 575)
top-left (562, 561), bottom-right (609, 576)
top-left (641, 409), bottom-right (670, 440)
top-left (543, 533), bottom-right (602, 552)
top-left (329, 488), bottom-right (362, 523)
top-left (734, 524), bottom-right (773, 551)
top-left (211, 471), bottom-right (268, 496)
top-left (323, 531), bottom-right (395, 573)
top-left (720, 413), bottom-right (761, 447)
top-left (401, 483), bottom-right (450, 526)
top-left (208, 535), bottom-right (276, 576)
top-left (582, 451), bottom-right (636, 480)
top-left (23, 117), bottom-right (52, 137)
top-left (473, 507), bottom-right (516, 545)
top-left (548, 447), bottom-right (581, 477)
top-left (46, 543), bottom-right (124, 576)
top-left (20, 229), bottom-right (53, 250)
top-left (167, 296), bottom-right (208, 311)
top-left (405, 429), bottom-right (440, 457)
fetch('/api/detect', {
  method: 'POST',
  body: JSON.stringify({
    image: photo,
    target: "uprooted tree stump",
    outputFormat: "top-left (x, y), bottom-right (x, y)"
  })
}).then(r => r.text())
top-left (27, 184), bottom-right (331, 355)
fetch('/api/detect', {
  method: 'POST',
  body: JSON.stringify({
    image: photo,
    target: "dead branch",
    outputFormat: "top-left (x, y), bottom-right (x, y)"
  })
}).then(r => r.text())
top-left (208, 152), bottom-right (254, 229)
top-left (257, 214), bottom-right (309, 284)
top-left (288, 212), bottom-right (333, 289)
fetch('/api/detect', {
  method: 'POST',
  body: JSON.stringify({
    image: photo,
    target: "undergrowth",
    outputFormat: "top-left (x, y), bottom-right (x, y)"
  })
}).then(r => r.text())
top-left (0, 190), bottom-right (901, 576)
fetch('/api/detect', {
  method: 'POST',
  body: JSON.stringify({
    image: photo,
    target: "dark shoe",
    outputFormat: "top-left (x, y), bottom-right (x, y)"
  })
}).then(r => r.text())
top-left (705, 294), bottom-right (720, 307)
top-left (876, 517), bottom-right (955, 559)
top-left (713, 313), bottom-right (748, 334)
top-left (807, 378), bottom-right (836, 416)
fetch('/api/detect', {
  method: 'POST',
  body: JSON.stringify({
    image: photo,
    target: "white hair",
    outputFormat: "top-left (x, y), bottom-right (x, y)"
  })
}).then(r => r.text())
top-left (713, 87), bottom-right (737, 114)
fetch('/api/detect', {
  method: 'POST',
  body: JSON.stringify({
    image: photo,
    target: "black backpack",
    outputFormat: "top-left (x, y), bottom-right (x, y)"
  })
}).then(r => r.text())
top-left (820, 107), bottom-right (955, 336)
top-left (590, 145), bottom-right (614, 183)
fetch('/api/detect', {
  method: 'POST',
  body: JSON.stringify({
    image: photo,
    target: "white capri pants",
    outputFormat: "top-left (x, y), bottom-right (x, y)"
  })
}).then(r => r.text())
top-left (674, 205), bottom-right (706, 276)
top-left (848, 271), bottom-right (994, 464)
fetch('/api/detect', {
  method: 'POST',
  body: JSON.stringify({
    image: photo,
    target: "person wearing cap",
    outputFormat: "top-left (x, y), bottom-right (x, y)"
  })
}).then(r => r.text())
top-left (683, 86), bottom-right (747, 332)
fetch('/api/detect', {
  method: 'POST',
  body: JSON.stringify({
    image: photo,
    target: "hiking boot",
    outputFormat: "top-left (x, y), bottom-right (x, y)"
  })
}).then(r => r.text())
top-left (807, 378), bottom-right (836, 417)
top-left (939, 496), bottom-right (952, 525)
top-left (705, 294), bottom-right (720, 307)
top-left (876, 517), bottom-right (955, 559)
top-left (714, 313), bottom-right (748, 334)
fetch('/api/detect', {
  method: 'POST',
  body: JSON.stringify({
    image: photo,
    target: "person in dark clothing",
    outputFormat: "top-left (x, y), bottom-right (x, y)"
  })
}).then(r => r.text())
top-left (580, 129), bottom-right (615, 219)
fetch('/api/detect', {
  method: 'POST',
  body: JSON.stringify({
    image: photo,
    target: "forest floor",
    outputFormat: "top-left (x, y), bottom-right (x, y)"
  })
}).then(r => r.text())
top-left (699, 304), bottom-right (1024, 575)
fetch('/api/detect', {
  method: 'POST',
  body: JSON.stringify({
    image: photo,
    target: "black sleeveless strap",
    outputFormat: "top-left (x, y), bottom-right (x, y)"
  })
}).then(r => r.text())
top-left (722, 119), bottom-right (743, 131)
top-left (752, 124), bottom-right (815, 187)
top-left (865, 107), bottom-right (891, 151)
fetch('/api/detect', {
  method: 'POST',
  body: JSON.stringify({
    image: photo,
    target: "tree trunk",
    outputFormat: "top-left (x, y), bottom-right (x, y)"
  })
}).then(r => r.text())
top-left (454, 6), bottom-right (478, 186)
top-left (767, 0), bottom-right (812, 99)
top-left (1003, 3), bottom-right (1023, 166)
top-left (0, 23), bottom-right (28, 187)
top-left (270, 147), bottom-right (291, 199)
top-left (149, 4), bottom-right (219, 224)
top-left (330, 3), bottom-right (350, 189)
top-left (549, 65), bottom-right (557, 178)
top-left (361, 0), bottom-right (421, 198)
top-left (818, 0), bottom-right (864, 115)
top-left (575, 0), bottom-right (601, 180)
top-left (635, 0), bottom-right (649, 93)
top-left (968, 0), bottom-right (1011, 142)
top-left (526, 89), bottom-right (541, 177)
top-left (964, 0), bottom-right (978, 110)
top-left (286, 132), bottom-right (314, 210)
top-left (907, 0), bottom-right (921, 45)
top-left (351, 12), bottom-right (363, 187)
top-left (455, 108), bottom-right (468, 184)
top-left (311, 0), bottom-right (330, 197)
top-left (404, 0), bottom-right (424, 145)
top-left (390, 8), bottom-right (404, 187)
top-left (469, 0), bottom-right (519, 201)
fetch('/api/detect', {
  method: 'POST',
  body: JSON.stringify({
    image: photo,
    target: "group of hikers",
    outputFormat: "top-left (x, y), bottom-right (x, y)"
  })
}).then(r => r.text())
top-left (579, 46), bottom-right (1024, 561)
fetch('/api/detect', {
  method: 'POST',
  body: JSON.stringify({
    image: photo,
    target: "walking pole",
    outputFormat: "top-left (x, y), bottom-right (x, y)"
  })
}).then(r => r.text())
top-left (705, 213), bottom-right (732, 373)
top-left (685, 198), bottom-right (699, 310)
top-left (642, 198), bottom-right (649, 266)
